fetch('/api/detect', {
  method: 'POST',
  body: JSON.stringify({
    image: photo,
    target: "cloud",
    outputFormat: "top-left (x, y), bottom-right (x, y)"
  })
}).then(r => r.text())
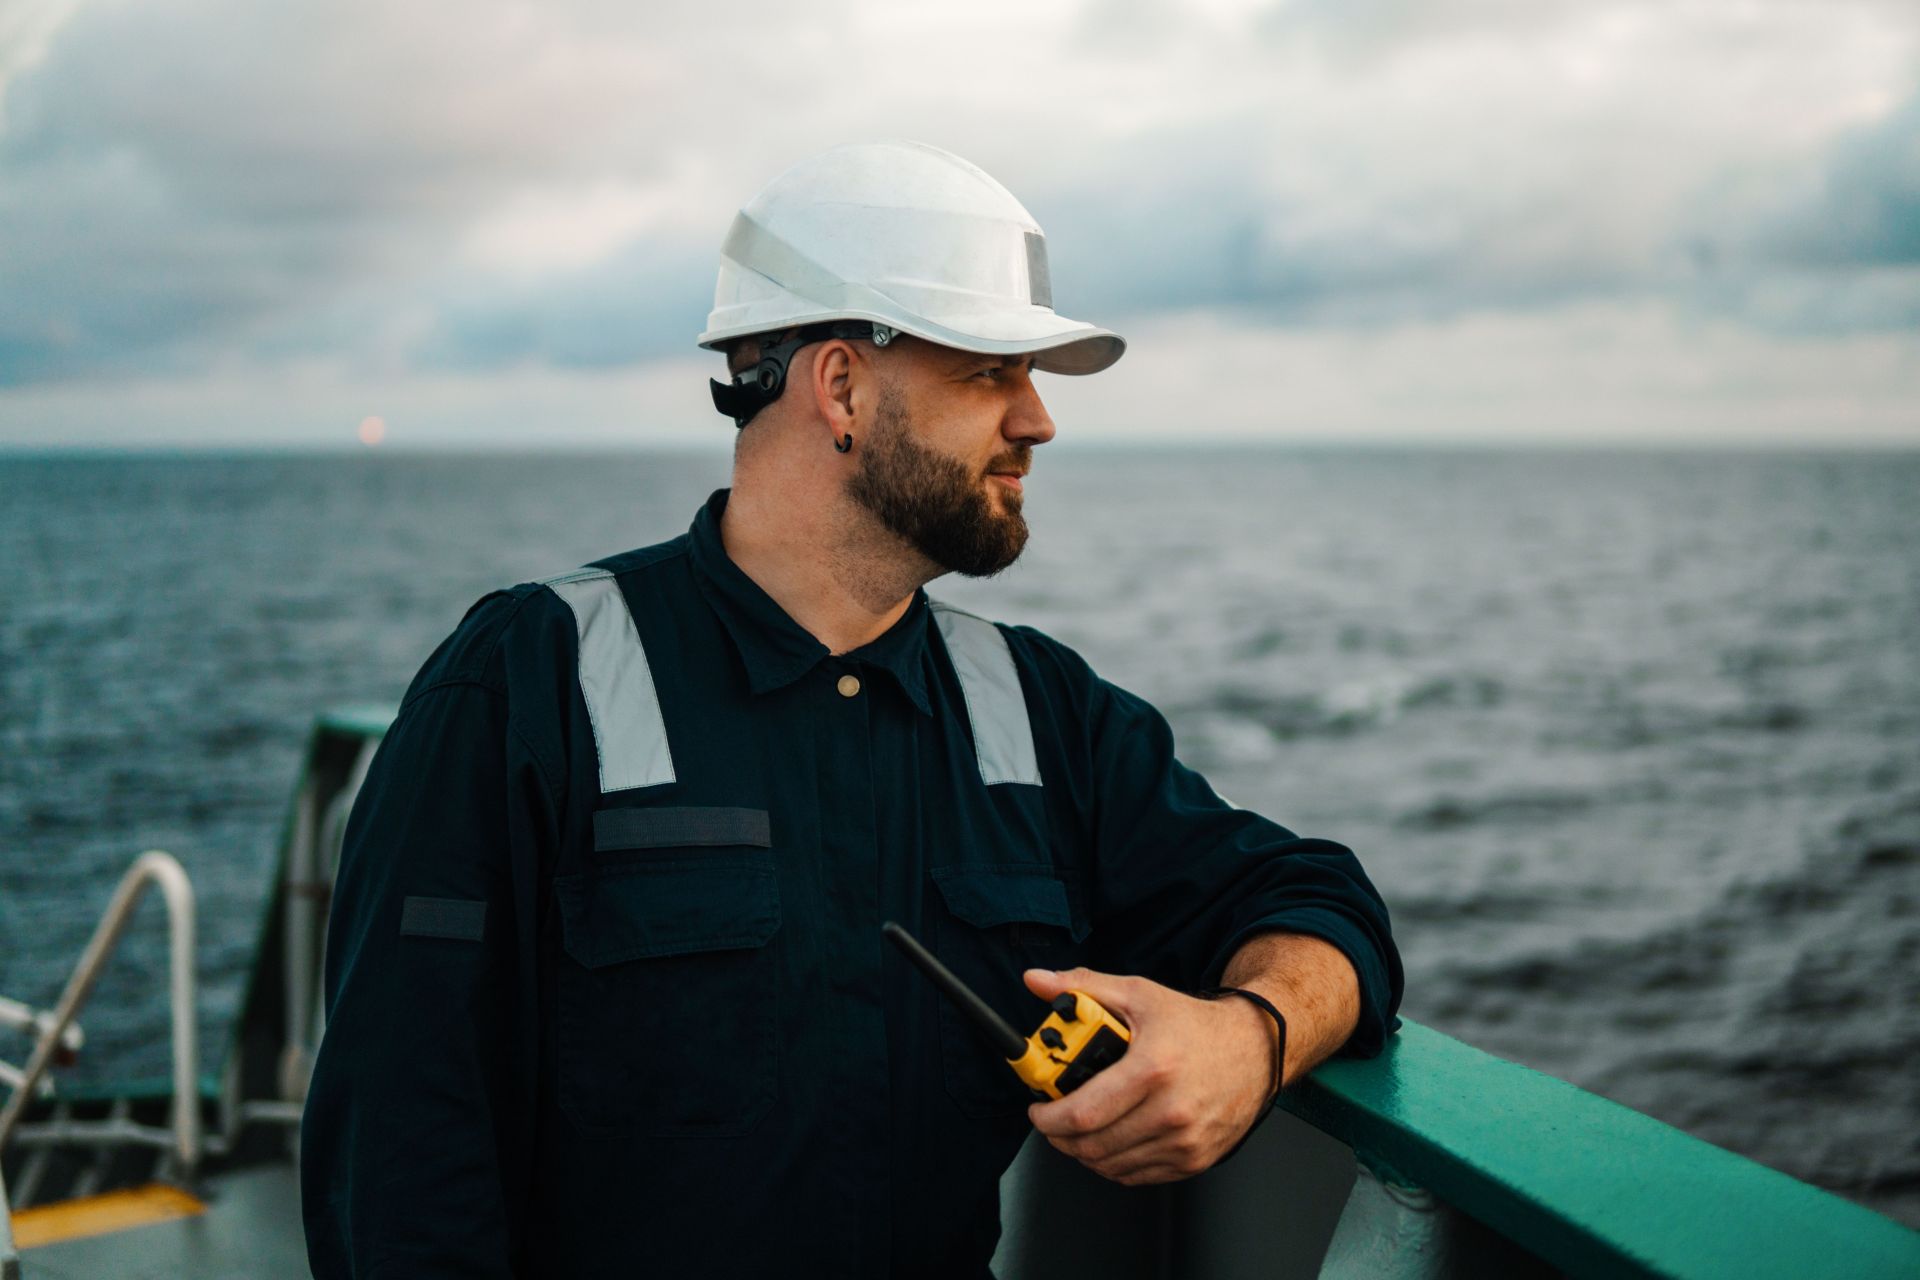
top-left (0, 0), bottom-right (737, 385)
top-left (1770, 90), bottom-right (1920, 269)
top-left (0, 0), bottom-right (80, 128)
top-left (1037, 302), bottom-right (1920, 444)
top-left (0, 0), bottom-right (1917, 441)
top-left (5, 301), bottom-right (1915, 449)
top-left (1039, 0), bottom-right (1920, 331)
top-left (409, 240), bottom-right (713, 373)
top-left (0, 353), bottom-right (725, 449)
top-left (1658, 86), bottom-right (1920, 335)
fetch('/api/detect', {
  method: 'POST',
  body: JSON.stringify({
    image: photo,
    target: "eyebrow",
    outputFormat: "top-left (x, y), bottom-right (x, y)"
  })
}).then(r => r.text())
top-left (956, 353), bottom-right (1034, 372)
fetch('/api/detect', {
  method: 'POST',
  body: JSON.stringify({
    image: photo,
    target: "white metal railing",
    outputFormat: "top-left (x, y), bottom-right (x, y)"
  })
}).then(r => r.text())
top-left (0, 998), bottom-right (85, 1100)
top-left (0, 850), bottom-right (200, 1179)
top-left (1, 1153), bottom-right (18, 1280)
top-left (280, 735), bottom-right (377, 1110)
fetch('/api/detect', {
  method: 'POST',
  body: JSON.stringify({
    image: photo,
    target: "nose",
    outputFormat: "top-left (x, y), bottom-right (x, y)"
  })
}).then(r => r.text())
top-left (1005, 371), bottom-right (1057, 446)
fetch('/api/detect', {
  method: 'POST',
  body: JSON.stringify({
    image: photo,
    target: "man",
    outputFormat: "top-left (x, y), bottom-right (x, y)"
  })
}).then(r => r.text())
top-left (302, 140), bottom-right (1402, 1278)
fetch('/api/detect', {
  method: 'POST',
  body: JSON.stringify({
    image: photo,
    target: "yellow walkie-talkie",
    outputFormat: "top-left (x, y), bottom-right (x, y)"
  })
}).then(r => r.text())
top-left (883, 921), bottom-right (1132, 1100)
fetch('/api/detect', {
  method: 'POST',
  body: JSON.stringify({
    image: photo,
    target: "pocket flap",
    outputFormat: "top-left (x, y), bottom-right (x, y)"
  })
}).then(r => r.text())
top-left (557, 858), bottom-right (780, 968)
top-left (931, 864), bottom-right (1083, 938)
top-left (593, 806), bottom-right (771, 852)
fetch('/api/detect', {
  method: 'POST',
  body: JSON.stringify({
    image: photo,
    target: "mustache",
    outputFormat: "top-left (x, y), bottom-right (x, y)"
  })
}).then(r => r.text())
top-left (984, 445), bottom-right (1032, 477)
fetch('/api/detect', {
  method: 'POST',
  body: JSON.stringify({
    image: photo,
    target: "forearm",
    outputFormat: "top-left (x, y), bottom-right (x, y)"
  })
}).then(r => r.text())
top-left (1219, 930), bottom-right (1361, 1088)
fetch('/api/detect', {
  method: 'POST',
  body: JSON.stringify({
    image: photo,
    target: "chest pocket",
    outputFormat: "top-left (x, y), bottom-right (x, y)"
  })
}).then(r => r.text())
top-left (930, 864), bottom-right (1089, 1118)
top-left (554, 806), bottom-right (781, 1136)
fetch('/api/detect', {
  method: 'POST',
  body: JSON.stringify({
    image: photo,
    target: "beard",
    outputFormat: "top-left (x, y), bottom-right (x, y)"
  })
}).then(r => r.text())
top-left (846, 381), bottom-right (1031, 578)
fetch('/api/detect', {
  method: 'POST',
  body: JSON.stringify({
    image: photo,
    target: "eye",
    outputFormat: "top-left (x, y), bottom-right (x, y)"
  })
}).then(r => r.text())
top-left (971, 366), bottom-right (1003, 381)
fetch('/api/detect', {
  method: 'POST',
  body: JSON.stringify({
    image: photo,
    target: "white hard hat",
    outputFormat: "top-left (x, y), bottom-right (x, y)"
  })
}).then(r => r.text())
top-left (699, 141), bottom-right (1125, 382)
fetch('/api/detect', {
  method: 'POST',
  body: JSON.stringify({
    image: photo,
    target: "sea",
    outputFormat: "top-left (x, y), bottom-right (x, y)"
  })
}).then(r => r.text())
top-left (1, 447), bottom-right (1916, 1228)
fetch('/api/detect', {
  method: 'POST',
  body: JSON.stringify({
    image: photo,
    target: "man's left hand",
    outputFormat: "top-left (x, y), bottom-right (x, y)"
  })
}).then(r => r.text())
top-left (1020, 966), bottom-right (1276, 1186)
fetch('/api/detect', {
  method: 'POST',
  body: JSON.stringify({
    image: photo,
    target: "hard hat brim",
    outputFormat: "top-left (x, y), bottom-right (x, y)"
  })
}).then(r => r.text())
top-left (699, 303), bottom-right (1125, 376)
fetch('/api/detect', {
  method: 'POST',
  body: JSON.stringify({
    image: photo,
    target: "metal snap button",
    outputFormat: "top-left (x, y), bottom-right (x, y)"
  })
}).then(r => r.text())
top-left (837, 674), bottom-right (861, 698)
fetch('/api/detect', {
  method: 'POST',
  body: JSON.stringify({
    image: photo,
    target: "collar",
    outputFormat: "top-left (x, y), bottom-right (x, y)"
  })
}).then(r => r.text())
top-left (686, 489), bottom-right (935, 716)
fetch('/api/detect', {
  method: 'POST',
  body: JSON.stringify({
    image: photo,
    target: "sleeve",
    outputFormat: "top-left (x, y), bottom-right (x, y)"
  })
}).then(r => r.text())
top-left (300, 606), bottom-right (563, 1277)
top-left (1013, 628), bottom-right (1404, 1059)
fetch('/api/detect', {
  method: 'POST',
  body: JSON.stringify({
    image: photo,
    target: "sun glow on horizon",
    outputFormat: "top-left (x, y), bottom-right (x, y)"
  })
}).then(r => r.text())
top-left (358, 415), bottom-right (386, 447)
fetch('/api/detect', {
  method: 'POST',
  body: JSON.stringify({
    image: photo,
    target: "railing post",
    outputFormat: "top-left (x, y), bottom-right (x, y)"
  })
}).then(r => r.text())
top-left (1316, 1166), bottom-right (1458, 1280)
top-left (281, 775), bottom-right (319, 1099)
top-left (1, 1155), bottom-right (19, 1280)
top-left (280, 735), bottom-right (377, 1108)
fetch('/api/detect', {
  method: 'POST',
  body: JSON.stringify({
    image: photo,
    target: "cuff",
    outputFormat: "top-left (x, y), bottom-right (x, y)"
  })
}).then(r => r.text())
top-left (1199, 907), bottom-right (1401, 1059)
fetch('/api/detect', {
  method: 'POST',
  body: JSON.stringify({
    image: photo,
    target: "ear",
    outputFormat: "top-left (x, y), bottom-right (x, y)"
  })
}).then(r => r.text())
top-left (804, 341), bottom-right (859, 448)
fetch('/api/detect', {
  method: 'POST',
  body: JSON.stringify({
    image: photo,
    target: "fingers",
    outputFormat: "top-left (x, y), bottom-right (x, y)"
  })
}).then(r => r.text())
top-left (1090, 1150), bottom-right (1198, 1187)
top-left (1027, 1046), bottom-right (1159, 1137)
top-left (1048, 1117), bottom-right (1216, 1186)
top-left (1039, 1084), bottom-right (1186, 1164)
top-left (1020, 966), bottom-right (1142, 1022)
top-left (1109, 1165), bottom-right (1190, 1187)
top-left (1025, 969), bottom-right (1172, 1136)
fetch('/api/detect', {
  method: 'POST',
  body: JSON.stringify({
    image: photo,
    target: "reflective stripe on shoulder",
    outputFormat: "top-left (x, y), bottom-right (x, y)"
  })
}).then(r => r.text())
top-left (541, 567), bottom-right (675, 793)
top-left (931, 602), bottom-right (1042, 787)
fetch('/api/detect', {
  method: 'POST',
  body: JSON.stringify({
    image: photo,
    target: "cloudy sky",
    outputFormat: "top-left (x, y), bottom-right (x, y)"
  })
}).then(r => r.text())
top-left (1, 0), bottom-right (1916, 448)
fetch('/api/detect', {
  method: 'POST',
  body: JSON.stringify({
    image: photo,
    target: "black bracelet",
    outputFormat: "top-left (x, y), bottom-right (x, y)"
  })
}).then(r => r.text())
top-left (1196, 986), bottom-right (1288, 1105)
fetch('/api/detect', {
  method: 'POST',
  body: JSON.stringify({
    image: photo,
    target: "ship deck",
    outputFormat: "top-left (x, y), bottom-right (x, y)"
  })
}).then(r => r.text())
top-left (16, 1166), bottom-right (305, 1280)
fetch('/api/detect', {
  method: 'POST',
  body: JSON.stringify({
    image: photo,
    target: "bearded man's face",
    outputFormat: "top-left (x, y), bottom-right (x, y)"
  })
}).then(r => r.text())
top-left (846, 380), bottom-right (1031, 577)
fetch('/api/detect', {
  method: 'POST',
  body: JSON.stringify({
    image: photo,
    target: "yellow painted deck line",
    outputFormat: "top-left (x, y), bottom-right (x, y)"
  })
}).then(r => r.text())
top-left (13, 1182), bottom-right (206, 1249)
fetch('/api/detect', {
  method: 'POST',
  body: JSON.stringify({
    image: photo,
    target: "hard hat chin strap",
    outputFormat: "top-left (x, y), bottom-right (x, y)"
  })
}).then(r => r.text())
top-left (709, 321), bottom-right (895, 429)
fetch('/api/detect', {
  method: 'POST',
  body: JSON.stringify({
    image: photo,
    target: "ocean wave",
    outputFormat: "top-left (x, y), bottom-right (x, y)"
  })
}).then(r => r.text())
top-left (1392, 787), bottom-right (1601, 832)
top-left (1174, 670), bottom-right (1508, 749)
top-left (1416, 790), bottom-right (1920, 1222)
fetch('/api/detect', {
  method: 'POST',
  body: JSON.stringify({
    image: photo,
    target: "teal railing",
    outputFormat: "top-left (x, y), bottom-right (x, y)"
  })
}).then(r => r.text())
top-left (1284, 1019), bottom-right (1920, 1279)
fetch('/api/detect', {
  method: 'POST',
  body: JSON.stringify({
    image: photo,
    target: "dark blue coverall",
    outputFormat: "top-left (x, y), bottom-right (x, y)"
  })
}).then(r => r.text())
top-left (300, 488), bottom-right (1403, 1278)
